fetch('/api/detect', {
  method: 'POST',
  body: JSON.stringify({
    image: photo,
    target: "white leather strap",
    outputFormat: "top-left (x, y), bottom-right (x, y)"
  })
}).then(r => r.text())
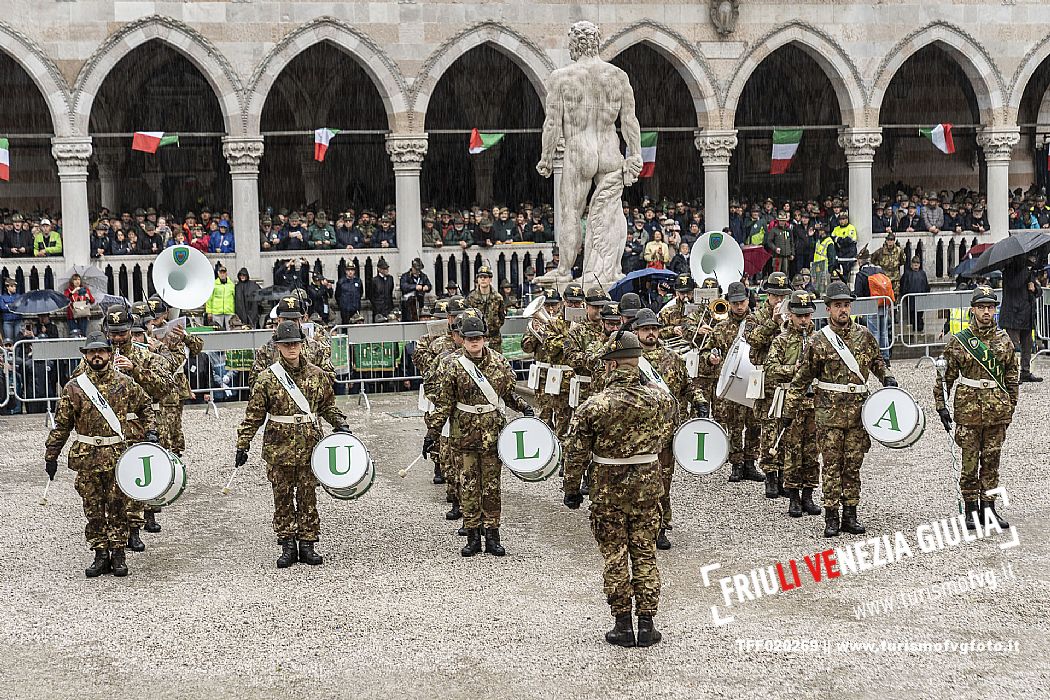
top-left (455, 402), bottom-right (498, 414)
top-left (821, 325), bottom-right (865, 383)
top-left (74, 374), bottom-right (125, 442)
top-left (814, 380), bottom-right (868, 394)
top-left (266, 413), bottom-right (318, 424)
top-left (591, 453), bottom-right (660, 465)
top-left (957, 376), bottom-right (1000, 390)
top-left (638, 357), bottom-right (671, 394)
top-left (268, 363), bottom-right (313, 415)
top-left (74, 434), bottom-right (123, 446)
top-left (457, 355), bottom-right (501, 408)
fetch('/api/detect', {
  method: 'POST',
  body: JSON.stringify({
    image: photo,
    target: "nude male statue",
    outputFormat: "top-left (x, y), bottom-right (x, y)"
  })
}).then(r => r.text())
top-left (536, 21), bottom-right (642, 285)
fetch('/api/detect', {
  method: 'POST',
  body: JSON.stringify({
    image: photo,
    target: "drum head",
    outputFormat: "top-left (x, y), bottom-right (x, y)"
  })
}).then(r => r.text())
top-left (312, 433), bottom-right (372, 491)
top-left (498, 417), bottom-right (559, 481)
top-left (116, 442), bottom-right (177, 502)
top-left (673, 418), bottom-right (730, 475)
top-left (862, 387), bottom-right (922, 449)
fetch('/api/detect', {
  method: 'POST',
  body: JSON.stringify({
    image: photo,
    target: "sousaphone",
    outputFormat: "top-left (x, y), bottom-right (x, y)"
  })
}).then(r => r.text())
top-left (151, 245), bottom-right (214, 310)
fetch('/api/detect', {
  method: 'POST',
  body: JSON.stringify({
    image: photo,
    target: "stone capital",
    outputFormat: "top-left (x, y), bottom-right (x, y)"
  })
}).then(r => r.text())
top-left (976, 127), bottom-right (1020, 162)
top-left (222, 136), bottom-right (265, 173)
top-left (50, 136), bottom-right (93, 176)
top-left (694, 129), bottom-right (738, 167)
top-left (837, 127), bottom-right (883, 163)
top-left (385, 133), bottom-right (428, 172)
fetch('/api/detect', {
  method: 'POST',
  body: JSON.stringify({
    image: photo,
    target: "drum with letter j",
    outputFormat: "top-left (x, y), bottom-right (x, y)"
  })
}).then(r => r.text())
top-left (116, 442), bottom-right (187, 507)
top-left (497, 417), bottom-right (560, 482)
top-left (672, 418), bottom-right (730, 475)
top-left (861, 387), bottom-right (925, 449)
top-left (311, 432), bottom-right (375, 500)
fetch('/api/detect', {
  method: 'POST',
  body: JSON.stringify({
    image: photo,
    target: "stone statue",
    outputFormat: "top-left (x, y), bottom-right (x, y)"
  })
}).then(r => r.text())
top-left (711, 0), bottom-right (739, 37)
top-left (536, 21), bottom-right (642, 285)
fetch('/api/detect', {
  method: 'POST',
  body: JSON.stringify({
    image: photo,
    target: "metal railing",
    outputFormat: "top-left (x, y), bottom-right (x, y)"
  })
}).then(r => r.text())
top-left (1037, 287), bottom-right (1050, 358)
top-left (896, 290), bottom-right (1002, 365)
top-left (810, 295), bottom-right (896, 353)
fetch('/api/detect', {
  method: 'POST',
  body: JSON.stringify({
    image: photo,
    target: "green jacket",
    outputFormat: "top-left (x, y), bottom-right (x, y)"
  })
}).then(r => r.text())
top-left (34, 231), bottom-right (62, 256)
top-left (206, 278), bottom-right (236, 315)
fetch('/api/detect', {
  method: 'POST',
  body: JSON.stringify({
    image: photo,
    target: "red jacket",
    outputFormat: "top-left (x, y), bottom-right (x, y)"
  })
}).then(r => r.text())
top-left (64, 285), bottom-right (95, 320)
top-left (189, 235), bottom-right (210, 254)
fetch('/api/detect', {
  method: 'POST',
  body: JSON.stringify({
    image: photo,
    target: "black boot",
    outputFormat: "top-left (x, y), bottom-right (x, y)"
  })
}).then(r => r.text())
top-left (824, 507), bottom-right (840, 537)
top-left (432, 463), bottom-right (445, 484)
top-left (484, 528), bottom-right (506, 556)
top-left (85, 549), bottom-right (110, 578)
top-left (110, 548), bottom-right (128, 577)
top-left (963, 501), bottom-right (980, 530)
top-left (656, 528), bottom-right (671, 550)
top-left (457, 525), bottom-right (469, 536)
top-left (636, 615), bottom-right (662, 647)
top-left (144, 511), bottom-right (161, 533)
top-left (743, 460), bottom-right (765, 482)
top-left (728, 462), bottom-right (744, 483)
top-left (605, 613), bottom-right (636, 647)
top-left (126, 527), bottom-right (145, 552)
top-left (778, 471), bottom-right (787, 497)
top-left (276, 539), bottom-right (298, 568)
top-left (788, 489), bottom-right (803, 518)
top-left (461, 527), bottom-right (482, 557)
top-left (298, 540), bottom-right (323, 565)
top-left (840, 505), bottom-right (866, 534)
top-left (801, 488), bottom-right (822, 515)
top-left (445, 500), bottom-right (462, 520)
top-left (1020, 370), bottom-right (1043, 383)
top-left (445, 493), bottom-right (454, 504)
top-left (580, 478), bottom-right (590, 496)
top-left (980, 500), bottom-right (1010, 529)
top-left (764, 471), bottom-right (779, 499)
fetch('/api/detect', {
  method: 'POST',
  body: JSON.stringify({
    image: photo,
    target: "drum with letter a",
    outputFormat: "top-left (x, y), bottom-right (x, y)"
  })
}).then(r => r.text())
top-left (497, 416), bottom-right (561, 482)
top-left (311, 432), bottom-right (375, 500)
top-left (672, 418), bottom-right (730, 475)
top-left (861, 387), bottom-right (925, 449)
top-left (116, 442), bottom-right (187, 507)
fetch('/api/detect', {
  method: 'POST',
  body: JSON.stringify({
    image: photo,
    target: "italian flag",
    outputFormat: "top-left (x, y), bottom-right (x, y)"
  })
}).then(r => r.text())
top-left (919, 123), bottom-right (955, 154)
top-left (314, 128), bottom-right (340, 162)
top-left (0, 138), bottom-right (8, 181)
top-left (468, 128), bottom-right (504, 154)
top-left (770, 129), bottom-right (802, 175)
top-left (132, 132), bottom-right (179, 153)
top-left (639, 131), bottom-right (658, 177)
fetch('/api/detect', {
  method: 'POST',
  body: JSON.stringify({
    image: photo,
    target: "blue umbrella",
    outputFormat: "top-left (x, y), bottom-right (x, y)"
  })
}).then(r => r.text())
top-left (608, 268), bottom-right (676, 301)
top-left (950, 256), bottom-right (980, 279)
top-left (10, 289), bottom-right (70, 316)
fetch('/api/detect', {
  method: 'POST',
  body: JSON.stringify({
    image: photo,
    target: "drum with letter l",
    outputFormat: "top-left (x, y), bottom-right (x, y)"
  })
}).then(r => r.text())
top-left (672, 418), bottom-right (730, 475)
top-left (312, 432), bottom-right (375, 500)
top-left (861, 387), bottom-right (925, 449)
top-left (116, 442), bottom-right (187, 507)
top-left (497, 416), bottom-right (560, 482)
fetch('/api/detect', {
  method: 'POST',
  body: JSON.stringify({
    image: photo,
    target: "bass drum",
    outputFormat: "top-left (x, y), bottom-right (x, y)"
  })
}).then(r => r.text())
top-left (672, 418), bottom-right (730, 475)
top-left (116, 442), bottom-right (187, 507)
top-left (861, 387), bottom-right (925, 449)
top-left (716, 337), bottom-right (757, 408)
top-left (497, 417), bottom-right (561, 482)
top-left (311, 432), bottom-right (375, 500)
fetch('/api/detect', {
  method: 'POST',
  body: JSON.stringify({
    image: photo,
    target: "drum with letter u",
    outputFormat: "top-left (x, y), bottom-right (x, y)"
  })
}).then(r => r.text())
top-left (116, 442), bottom-right (187, 507)
top-left (672, 418), bottom-right (730, 475)
top-left (311, 432), bottom-right (375, 500)
top-left (497, 417), bottom-right (561, 482)
top-left (861, 387), bottom-right (925, 449)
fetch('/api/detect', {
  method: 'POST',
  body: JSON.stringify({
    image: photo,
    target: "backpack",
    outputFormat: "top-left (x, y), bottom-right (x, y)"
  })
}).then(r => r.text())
top-left (866, 271), bottom-right (895, 303)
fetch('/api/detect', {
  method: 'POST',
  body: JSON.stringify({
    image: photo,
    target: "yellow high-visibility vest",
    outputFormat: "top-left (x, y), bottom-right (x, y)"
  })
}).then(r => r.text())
top-left (814, 237), bottom-right (834, 263)
top-left (948, 308), bottom-right (971, 334)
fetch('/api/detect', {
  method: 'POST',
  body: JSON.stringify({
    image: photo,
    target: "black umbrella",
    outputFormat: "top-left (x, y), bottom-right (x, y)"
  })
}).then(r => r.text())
top-left (971, 230), bottom-right (1050, 275)
top-left (10, 290), bottom-right (70, 316)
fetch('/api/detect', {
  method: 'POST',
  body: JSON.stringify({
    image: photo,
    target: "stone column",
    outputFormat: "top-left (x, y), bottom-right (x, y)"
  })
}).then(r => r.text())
top-left (837, 127), bottom-right (883, 252)
top-left (552, 142), bottom-right (565, 243)
top-left (95, 149), bottom-right (121, 212)
top-left (385, 133), bottom-right (428, 264)
top-left (51, 136), bottom-right (93, 266)
top-left (223, 136), bottom-right (265, 279)
top-left (977, 127), bottom-right (1021, 241)
top-left (694, 130), bottom-right (738, 233)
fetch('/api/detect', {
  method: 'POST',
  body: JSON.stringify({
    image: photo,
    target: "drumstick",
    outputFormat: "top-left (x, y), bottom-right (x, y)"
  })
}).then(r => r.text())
top-left (768, 427), bottom-right (788, 457)
top-left (398, 454), bottom-right (425, 479)
top-left (221, 466), bottom-right (239, 495)
top-left (39, 480), bottom-right (52, 506)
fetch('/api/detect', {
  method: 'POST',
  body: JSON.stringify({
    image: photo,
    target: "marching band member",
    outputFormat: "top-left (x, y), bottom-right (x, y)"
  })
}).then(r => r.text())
top-left (681, 277), bottom-right (723, 408)
top-left (657, 274), bottom-right (695, 339)
top-left (563, 287), bottom-right (612, 407)
top-left (563, 282), bottom-right (586, 311)
top-left (465, 264), bottom-right (506, 351)
top-left (423, 298), bottom-right (468, 521)
top-left (521, 288), bottom-right (571, 440)
top-left (248, 296), bottom-right (333, 386)
top-left (235, 321), bottom-right (351, 568)
top-left (415, 298), bottom-right (451, 485)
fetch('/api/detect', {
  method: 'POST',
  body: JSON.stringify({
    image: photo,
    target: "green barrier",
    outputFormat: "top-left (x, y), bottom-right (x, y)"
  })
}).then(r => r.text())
top-left (331, 335), bottom-right (349, 370)
top-left (501, 334), bottom-right (530, 361)
top-left (352, 341), bottom-right (404, 372)
top-left (225, 348), bottom-right (255, 372)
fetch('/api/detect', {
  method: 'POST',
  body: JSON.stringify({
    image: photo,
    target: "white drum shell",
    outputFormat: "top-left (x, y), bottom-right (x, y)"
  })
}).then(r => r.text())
top-left (861, 387), bottom-right (925, 449)
top-left (116, 442), bottom-right (185, 506)
top-left (716, 337), bottom-right (757, 408)
top-left (673, 418), bottom-right (731, 475)
top-left (312, 433), bottom-right (375, 500)
top-left (498, 417), bottom-right (561, 482)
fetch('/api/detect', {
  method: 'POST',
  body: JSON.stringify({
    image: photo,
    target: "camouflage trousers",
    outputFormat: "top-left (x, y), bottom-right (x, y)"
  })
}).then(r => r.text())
top-left (658, 448), bottom-right (675, 528)
top-left (955, 423), bottom-right (1007, 501)
top-left (460, 450), bottom-right (501, 529)
top-left (590, 501), bottom-right (661, 617)
top-left (438, 435), bottom-right (459, 503)
top-left (783, 408), bottom-right (820, 489)
top-left (690, 376), bottom-right (716, 409)
top-left (75, 469), bottom-right (130, 550)
top-left (817, 426), bottom-right (870, 508)
top-left (716, 398), bottom-right (759, 464)
top-left (158, 402), bottom-right (185, 455)
top-left (540, 392), bottom-right (572, 441)
top-left (267, 461), bottom-right (320, 541)
top-left (753, 398), bottom-right (783, 474)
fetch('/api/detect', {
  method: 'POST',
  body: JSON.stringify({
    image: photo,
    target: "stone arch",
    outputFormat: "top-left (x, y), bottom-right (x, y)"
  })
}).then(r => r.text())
top-left (72, 15), bottom-right (244, 135)
top-left (870, 22), bottom-right (1005, 126)
top-left (0, 21), bottom-right (71, 134)
top-left (723, 22), bottom-right (866, 128)
top-left (246, 18), bottom-right (408, 133)
top-left (412, 22), bottom-right (554, 126)
top-left (1009, 34), bottom-right (1050, 123)
top-left (601, 20), bottom-right (719, 128)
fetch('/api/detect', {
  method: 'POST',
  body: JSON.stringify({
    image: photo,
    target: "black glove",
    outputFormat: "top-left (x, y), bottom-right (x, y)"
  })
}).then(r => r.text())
top-left (333, 425), bottom-right (353, 434)
top-left (882, 376), bottom-right (898, 388)
top-left (520, 404), bottom-right (535, 418)
top-left (235, 448), bottom-right (248, 467)
top-left (144, 430), bottom-right (159, 444)
top-left (937, 408), bottom-right (953, 433)
top-left (695, 402), bottom-right (710, 419)
top-left (45, 458), bottom-right (58, 481)
top-left (422, 435), bottom-right (438, 459)
top-left (563, 492), bottom-right (583, 510)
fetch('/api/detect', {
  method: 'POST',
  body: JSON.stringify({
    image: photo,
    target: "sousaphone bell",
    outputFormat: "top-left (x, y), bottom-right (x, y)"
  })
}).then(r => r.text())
top-left (151, 244), bottom-right (214, 310)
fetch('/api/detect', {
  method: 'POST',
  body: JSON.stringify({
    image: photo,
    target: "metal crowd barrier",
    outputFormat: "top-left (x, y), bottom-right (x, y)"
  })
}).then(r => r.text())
top-left (1037, 287), bottom-right (1050, 358)
top-left (896, 290), bottom-right (1002, 366)
top-left (810, 295), bottom-right (896, 353)
top-left (0, 345), bottom-right (12, 410)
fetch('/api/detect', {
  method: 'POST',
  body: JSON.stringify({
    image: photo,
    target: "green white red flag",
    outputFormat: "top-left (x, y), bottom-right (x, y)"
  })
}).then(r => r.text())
top-left (770, 129), bottom-right (802, 175)
top-left (314, 128), bottom-right (340, 162)
top-left (639, 131), bottom-right (658, 178)
top-left (468, 129), bottom-right (504, 154)
top-left (132, 132), bottom-right (179, 153)
top-left (919, 124), bottom-right (955, 154)
top-left (0, 138), bottom-right (9, 181)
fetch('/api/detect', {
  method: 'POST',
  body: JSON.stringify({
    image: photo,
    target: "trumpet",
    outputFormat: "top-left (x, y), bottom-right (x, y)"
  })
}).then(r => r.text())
top-left (523, 295), bottom-right (553, 340)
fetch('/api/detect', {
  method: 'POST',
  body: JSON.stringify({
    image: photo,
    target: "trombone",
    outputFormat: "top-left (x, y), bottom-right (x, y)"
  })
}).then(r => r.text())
top-left (689, 297), bottom-right (730, 351)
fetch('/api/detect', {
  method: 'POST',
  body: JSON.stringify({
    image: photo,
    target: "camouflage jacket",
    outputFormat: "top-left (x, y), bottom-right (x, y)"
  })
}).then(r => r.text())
top-left (414, 326), bottom-right (450, 378)
top-left (521, 315), bottom-right (572, 392)
top-left (249, 335), bottom-right (334, 386)
top-left (237, 356), bottom-right (347, 466)
top-left (162, 329), bottom-right (204, 401)
top-left (563, 365), bottom-right (675, 511)
top-left (642, 344), bottom-right (705, 431)
top-left (871, 245), bottom-right (905, 284)
top-left (563, 317), bottom-right (608, 400)
top-left (45, 366), bottom-right (155, 471)
top-left (657, 298), bottom-right (687, 340)
top-left (422, 338), bottom-right (462, 402)
top-left (935, 323), bottom-right (1018, 426)
top-left (425, 346), bottom-right (527, 452)
top-left (74, 339), bottom-right (175, 403)
top-left (465, 289), bottom-right (506, 338)
top-left (766, 323), bottom-right (815, 411)
top-left (787, 320), bottom-right (891, 428)
top-left (748, 302), bottom-right (785, 392)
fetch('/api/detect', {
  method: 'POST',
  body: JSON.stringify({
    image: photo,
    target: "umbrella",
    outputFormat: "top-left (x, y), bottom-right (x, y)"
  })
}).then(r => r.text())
top-left (55, 264), bottom-right (108, 297)
top-left (97, 294), bottom-right (130, 311)
top-left (742, 245), bottom-right (772, 277)
top-left (608, 268), bottom-right (675, 301)
top-left (971, 230), bottom-right (1050, 275)
top-left (10, 290), bottom-right (70, 316)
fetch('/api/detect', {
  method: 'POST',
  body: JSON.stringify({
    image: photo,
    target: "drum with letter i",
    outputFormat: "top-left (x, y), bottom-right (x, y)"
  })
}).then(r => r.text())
top-left (312, 432), bottom-right (375, 500)
top-left (497, 416), bottom-right (561, 482)
top-left (672, 419), bottom-right (730, 475)
top-left (116, 442), bottom-right (187, 507)
top-left (861, 387), bottom-right (925, 449)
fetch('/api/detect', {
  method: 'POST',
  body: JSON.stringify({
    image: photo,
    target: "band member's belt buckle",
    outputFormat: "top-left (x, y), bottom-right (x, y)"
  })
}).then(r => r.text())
top-left (981, 380), bottom-right (992, 388)
top-left (475, 405), bottom-right (485, 414)
top-left (94, 437), bottom-right (104, 446)
top-left (848, 385), bottom-right (857, 393)
top-left (294, 415), bottom-right (308, 424)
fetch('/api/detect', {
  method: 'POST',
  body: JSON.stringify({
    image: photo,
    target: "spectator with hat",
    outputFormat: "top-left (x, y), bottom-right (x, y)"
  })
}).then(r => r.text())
top-left (234, 268), bottom-right (261, 329)
top-left (370, 258), bottom-right (395, 320)
top-left (400, 257), bottom-right (432, 322)
top-left (280, 212), bottom-right (308, 250)
top-left (966, 204), bottom-right (989, 234)
top-left (376, 214), bottom-right (396, 248)
top-left (895, 203), bottom-right (922, 233)
top-left (336, 264), bottom-right (364, 325)
top-left (33, 218), bottom-right (62, 257)
top-left (209, 219), bottom-right (236, 254)
top-left (206, 265), bottom-right (236, 330)
top-left (831, 211), bottom-right (857, 280)
top-left (870, 231), bottom-right (905, 298)
top-left (1, 278), bottom-right (22, 341)
top-left (921, 195), bottom-right (944, 234)
top-left (307, 210), bottom-right (335, 250)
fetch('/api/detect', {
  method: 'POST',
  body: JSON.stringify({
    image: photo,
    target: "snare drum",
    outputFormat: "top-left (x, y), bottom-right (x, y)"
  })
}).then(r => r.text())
top-left (116, 442), bottom-right (187, 507)
top-left (862, 387), bottom-right (925, 449)
top-left (497, 416), bottom-right (561, 482)
top-left (672, 419), bottom-right (730, 475)
top-left (311, 432), bottom-right (375, 500)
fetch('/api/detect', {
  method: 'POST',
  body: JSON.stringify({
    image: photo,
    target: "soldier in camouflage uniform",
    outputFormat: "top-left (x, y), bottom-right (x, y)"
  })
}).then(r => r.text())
top-left (934, 286), bottom-right (1018, 530)
top-left (423, 298), bottom-right (469, 518)
top-left (681, 277), bottom-right (723, 407)
top-left (45, 332), bottom-right (157, 578)
top-left (249, 296), bottom-right (334, 386)
top-left (465, 264), bottom-right (506, 351)
top-left (634, 309), bottom-right (708, 550)
top-left (414, 298), bottom-right (451, 485)
top-left (870, 232), bottom-right (905, 298)
top-left (747, 272), bottom-right (792, 498)
top-left (146, 296), bottom-right (204, 461)
top-left (765, 290), bottom-right (822, 518)
top-left (657, 274), bottom-right (695, 340)
top-left (236, 321), bottom-right (351, 568)
top-left (564, 287), bottom-right (612, 404)
top-left (423, 314), bottom-right (533, 557)
top-left (786, 281), bottom-right (895, 537)
top-left (563, 331), bottom-right (675, 648)
top-left (521, 289), bottom-right (571, 438)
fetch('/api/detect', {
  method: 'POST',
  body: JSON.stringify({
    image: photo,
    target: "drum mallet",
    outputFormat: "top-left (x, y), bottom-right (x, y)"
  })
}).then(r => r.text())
top-left (221, 466), bottom-right (240, 495)
top-left (398, 454), bottom-right (425, 479)
top-left (39, 480), bottom-right (52, 506)
top-left (768, 427), bottom-right (788, 457)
